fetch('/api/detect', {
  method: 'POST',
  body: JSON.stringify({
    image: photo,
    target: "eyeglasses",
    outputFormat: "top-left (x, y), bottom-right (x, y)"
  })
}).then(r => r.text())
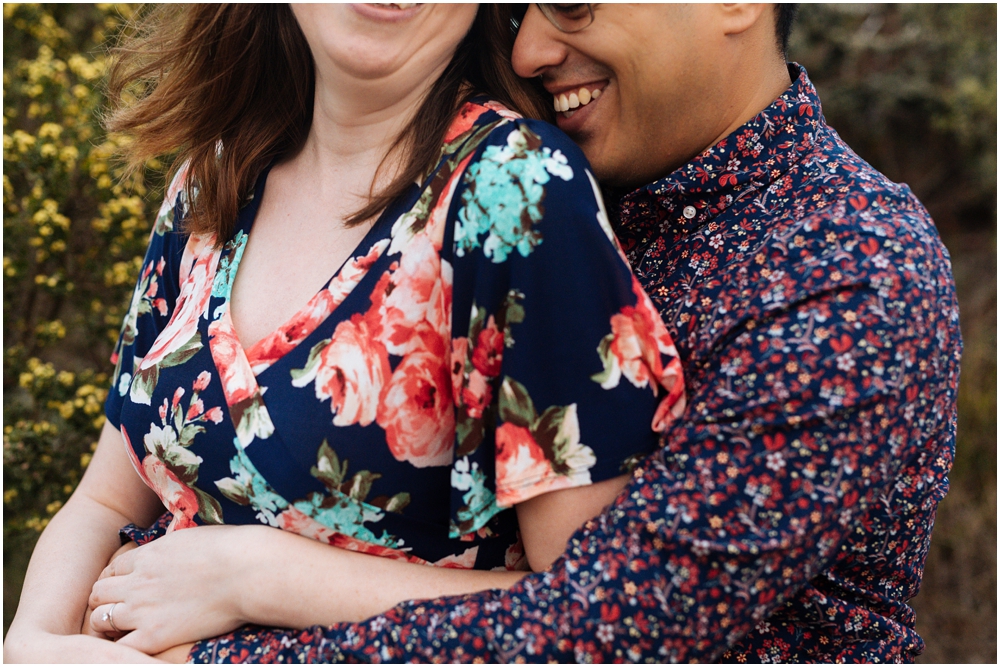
top-left (513, 4), bottom-right (595, 34)
top-left (538, 4), bottom-right (594, 33)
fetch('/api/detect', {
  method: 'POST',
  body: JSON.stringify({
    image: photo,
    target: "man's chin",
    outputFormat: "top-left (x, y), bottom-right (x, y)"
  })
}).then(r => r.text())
top-left (580, 151), bottom-right (639, 190)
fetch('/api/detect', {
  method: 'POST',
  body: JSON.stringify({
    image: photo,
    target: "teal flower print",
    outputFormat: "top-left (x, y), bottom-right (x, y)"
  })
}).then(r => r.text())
top-left (450, 455), bottom-right (500, 537)
top-left (211, 229), bottom-right (248, 317)
top-left (456, 125), bottom-right (574, 263)
top-left (216, 439), bottom-right (406, 549)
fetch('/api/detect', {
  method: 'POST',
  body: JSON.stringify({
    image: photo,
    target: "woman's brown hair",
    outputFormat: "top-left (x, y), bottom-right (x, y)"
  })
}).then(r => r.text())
top-left (105, 4), bottom-right (553, 242)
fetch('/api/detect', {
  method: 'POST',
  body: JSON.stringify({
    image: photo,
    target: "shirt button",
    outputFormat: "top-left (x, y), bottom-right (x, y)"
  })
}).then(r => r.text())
top-left (683, 206), bottom-right (697, 220)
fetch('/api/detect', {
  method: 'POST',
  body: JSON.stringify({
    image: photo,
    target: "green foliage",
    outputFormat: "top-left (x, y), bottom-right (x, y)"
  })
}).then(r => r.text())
top-left (3, 3), bottom-right (166, 536)
top-left (790, 4), bottom-right (997, 227)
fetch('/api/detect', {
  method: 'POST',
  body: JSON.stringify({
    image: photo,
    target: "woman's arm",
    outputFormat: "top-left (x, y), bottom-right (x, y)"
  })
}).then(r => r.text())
top-left (3, 421), bottom-right (166, 663)
top-left (517, 474), bottom-right (629, 571)
top-left (86, 474), bottom-right (628, 656)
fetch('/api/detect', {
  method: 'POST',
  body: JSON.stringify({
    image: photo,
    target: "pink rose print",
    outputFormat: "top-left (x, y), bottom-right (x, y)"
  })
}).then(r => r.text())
top-left (494, 423), bottom-right (575, 506)
top-left (193, 370), bottom-right (211, 392)
top-left (471, 316), bottom-right (504, 377)
top-left (120, 424), bottom-right (199, 532)
top-left (292, 315), bottom-right (391, 428)
top-left (208, 312), bottom-right (257, 408)
top-left (277, 507), bottom-right (439, 565)
top-left (504, 535), bottom-right (529, 571)
top-left (377, 330), bottom-right (455, 468)
top-left (247, 290), bottom-right (337, 374)
top-left (443, 104), bottom-right (490, 144)
top-left (450, 336), bottom-right (469, 406)
top-left (432, 546), bottom-right (480, 569)
top-left (143, 456), bottom-right (200, 531)
top-left (246, 239), bottom-right (389, 374)
top-left (376, 233), bottom-right (451, 357)
top-left (208, 310), bottom-right (276, 446)
top-left (461, 369), bottom-right (493, 420)
top-left (593, 276), bottom-right (686, 432)
top-left (139, 238), bottom-right (219, 372)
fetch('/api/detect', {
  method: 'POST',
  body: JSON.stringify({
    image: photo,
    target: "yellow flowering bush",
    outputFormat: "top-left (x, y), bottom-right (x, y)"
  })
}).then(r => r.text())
top-left (3, 4), bottom-right (171, 537)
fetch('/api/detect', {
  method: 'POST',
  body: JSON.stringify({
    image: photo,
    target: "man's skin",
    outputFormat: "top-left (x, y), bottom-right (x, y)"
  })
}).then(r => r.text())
top-left (512, 4), bottom-right (791, 189)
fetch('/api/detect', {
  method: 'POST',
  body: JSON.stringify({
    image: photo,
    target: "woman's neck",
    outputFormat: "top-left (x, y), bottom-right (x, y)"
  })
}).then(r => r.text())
top-left (291, 53), bottom-right (454, 201)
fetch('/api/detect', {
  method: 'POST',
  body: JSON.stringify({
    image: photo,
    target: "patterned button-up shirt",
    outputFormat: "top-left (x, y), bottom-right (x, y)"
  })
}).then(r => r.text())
top-left (191, 64), bottom-right (961, 664)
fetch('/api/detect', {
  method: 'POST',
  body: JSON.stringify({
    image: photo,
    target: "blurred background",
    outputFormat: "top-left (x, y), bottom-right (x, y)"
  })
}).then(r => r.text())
top-left (3, 4), bottom-right (996, 662)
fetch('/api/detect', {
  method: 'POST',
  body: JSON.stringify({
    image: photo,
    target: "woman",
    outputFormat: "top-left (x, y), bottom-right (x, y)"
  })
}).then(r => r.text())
top-left (4, 4), bottom-right (685, 662)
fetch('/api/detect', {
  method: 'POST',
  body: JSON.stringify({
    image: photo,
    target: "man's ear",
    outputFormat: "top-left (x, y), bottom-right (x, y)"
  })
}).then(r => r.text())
top-left (717, 3), bottom-right (770, 36)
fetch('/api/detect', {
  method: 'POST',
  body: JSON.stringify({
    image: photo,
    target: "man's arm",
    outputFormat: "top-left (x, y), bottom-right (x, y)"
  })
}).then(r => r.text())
top-left (188, 271), bottom-right (959, 663)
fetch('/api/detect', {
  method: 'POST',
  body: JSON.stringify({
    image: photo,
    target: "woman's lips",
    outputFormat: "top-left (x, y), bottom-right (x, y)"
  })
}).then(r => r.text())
top-left (351, 3), bottom-right (422, 22)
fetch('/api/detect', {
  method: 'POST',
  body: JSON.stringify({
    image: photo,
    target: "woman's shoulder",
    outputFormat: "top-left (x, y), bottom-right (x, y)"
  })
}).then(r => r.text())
top-left (460, 99), bottom-right (590, 168)
top-left (449, 100), bottom-right (612, 265)
top-left (142, 162), bottom-right (214, 282)
top-left (454, 99), bottom-right (594, 196)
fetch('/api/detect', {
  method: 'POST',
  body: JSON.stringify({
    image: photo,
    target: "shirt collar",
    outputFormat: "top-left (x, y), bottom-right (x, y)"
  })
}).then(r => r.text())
top-left (615, 63), bottom-right (823, 250)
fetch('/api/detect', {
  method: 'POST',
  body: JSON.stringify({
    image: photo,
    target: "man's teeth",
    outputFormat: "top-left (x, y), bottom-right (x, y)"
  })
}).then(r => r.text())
top-left (554, 87), bottom-right (602, 113)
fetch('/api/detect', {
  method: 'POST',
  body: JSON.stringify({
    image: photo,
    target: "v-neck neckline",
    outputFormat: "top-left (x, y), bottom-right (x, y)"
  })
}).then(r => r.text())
top-left (214, 166), bottom-right (401, 377)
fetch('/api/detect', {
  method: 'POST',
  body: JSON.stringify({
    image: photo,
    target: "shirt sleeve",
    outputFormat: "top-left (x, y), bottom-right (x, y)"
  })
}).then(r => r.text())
top-left (184, 208), bottom-right (959, 663)
top-left (444, 119), bottom-right (685, 538)
top-left (104, 167), bottom-right (190, 428)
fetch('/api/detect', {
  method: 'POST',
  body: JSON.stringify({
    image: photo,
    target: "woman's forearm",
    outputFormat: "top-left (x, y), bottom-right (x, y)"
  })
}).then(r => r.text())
top-left (4, 421), bottom-right (164, 662)
top-left (240, 526), bottom-right (526, 627)
top-left (233, 475), bottom-right (630, 629)
top-left (3, 497), bottom-right (147, 661)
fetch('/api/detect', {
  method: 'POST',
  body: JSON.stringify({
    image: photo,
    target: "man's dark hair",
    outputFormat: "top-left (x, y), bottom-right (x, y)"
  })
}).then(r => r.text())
top-left (775, 4), bottom-right (798, 56)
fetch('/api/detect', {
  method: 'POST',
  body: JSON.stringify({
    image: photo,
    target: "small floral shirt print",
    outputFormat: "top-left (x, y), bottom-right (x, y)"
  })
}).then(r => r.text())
top-left (185, 64), bottom-right (961, 664)
top-left (106, 99), bottom-right (686, 572)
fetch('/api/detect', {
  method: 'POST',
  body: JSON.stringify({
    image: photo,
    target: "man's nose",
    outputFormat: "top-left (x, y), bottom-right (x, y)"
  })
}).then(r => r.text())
top-left (512, 4), bottom-right (568, 79)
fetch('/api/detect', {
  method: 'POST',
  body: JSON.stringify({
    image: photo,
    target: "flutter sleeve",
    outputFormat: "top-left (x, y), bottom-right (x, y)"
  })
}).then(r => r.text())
top-left (104, 167), bottom-right (191, 428)
top-left (446, 119), bottom-right (686, 538)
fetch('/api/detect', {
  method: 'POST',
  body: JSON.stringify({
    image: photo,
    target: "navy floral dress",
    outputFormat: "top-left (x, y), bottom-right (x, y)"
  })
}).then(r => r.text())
top-left (106, 99), bottom-right (685, 572)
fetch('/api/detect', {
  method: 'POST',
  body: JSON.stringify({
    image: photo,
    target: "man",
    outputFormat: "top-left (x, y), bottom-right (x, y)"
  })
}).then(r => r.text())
top-left (193, 4), bottom-right (961, 662)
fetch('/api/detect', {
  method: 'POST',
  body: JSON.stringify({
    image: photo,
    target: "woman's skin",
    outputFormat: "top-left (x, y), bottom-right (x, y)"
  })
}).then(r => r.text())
top-left (3, 5), bottom-right (629, 662)
top-left (3, 420), bottom-right (166, 663)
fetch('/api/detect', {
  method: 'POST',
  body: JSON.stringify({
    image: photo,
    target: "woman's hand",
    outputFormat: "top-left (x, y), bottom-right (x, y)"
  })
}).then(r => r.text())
top-left (88, 524), bottom-right (259, 655)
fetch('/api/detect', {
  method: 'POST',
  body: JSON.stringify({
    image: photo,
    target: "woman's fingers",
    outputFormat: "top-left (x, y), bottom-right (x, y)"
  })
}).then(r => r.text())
top-left (89, 572), bottom-right (129, 610)
top-left (98, 541), bottom-right (139, 581)
top-left (108, 544), bottom-right (138, 577)
top-left (90, 602), bottom-right (131, 638)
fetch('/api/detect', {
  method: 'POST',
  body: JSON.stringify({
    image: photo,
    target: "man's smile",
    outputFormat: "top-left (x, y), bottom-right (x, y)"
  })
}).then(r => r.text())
top-left (550, 81), bottom-right (607, 114)
top-left (545, 80), bottom-right (609, 135)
